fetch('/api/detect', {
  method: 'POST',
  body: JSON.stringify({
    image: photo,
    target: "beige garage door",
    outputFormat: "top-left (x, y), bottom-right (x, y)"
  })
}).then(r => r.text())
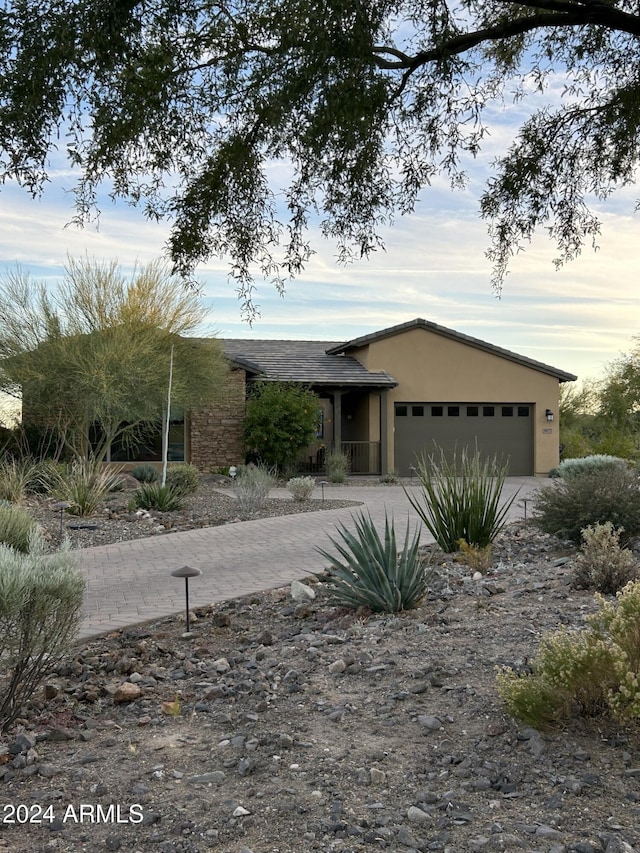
top-left (394, 402), bottom-right (533, 476)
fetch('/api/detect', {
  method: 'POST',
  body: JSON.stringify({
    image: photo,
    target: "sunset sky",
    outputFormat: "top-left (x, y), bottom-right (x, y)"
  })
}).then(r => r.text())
top-left (0, 111), bottom-right (637, 388)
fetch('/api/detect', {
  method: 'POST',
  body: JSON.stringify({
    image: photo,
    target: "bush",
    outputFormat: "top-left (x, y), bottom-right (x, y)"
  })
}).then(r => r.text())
top-left (31, 459), bottom-right (67, 494)
top-left (497, 580), bottom-right (640, 729)
top-left (165, 464), bottom-right (199, 495)
top-left (458, 538), bottom-right (493, 574)
top-left (244, 381), bottom-right (319, 472)
top-left (130, 463), bottom-right (159, 483)
top-left (572, 522), bottom-right (638, 594)
top-left (0, 534), bottom-right (84, 731)
top-left (325, 449), bottom-right (350, 483)
top-left (0, 503), bottom-right (39, 553)
top-left (533, 466), bottom-right (640, 545)
top-left (287, 476), bottom-right (315, 501)
top-left (317, 510), bottom-right (432, 612)
top-left (131, 483), bottom-right (184, 511)
top-left (50, 460), bottom-right (126, 517)
top-left (234, 465), bottom-right (277, 517)
top-left (0, 457), bottom-right (41, 503)
top-left (405, 446), bottom-right (517, 552)
top-left (557, 454), bottom-right (628, 480)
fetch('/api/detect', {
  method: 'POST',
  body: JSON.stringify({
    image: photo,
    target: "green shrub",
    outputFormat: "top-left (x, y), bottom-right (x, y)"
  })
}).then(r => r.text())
top-left (317, 510), bottom-right (431, 612)
top-left (0, 534), bottom-right (85, 731)
top-left (533, 466), bottom-right (640, 545)
top-left (165, 464), bottom-right (199, 495)
top-left (497, 580), bottom-right (640, 729)
top-left (287, 476), bottom-right (315, 501)
top-left (572, 522), bottom-right (638, 594)
top-left (243, 381), bottom-right (319, 472)
top-left (130, 463), bottom-right (159, 483)
top-left (325, 449), bottom-right (350, 483)
top-left (234, 465), bottom-right (277, 517)
top-left (557, 454), bottom-right (628, 480)
top-left (0, 457), bottom-right (41, 503)
top-left (50, 460), bottom-right (126, 517)
top-left (131, 483), bottom-right (184, 511)
top-left (0, 503), bottom-right (38, 553)
top-left (405, 446), bottom-right (516, 552)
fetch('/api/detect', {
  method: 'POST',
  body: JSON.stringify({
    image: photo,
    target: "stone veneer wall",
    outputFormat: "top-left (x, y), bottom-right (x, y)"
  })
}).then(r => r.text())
top-left (189, 368), bottom-right (246, 471)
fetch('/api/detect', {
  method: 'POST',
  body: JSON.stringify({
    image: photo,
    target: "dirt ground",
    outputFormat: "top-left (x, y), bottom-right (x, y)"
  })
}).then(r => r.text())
top-left (1, 513), bottom-right (640, 853)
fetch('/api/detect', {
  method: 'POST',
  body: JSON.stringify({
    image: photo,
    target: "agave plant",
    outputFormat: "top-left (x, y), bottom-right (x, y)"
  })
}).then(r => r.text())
top-left (317, 510), bottom-right (431, 613)
top-left (131, 483), bottom-right (184, 512)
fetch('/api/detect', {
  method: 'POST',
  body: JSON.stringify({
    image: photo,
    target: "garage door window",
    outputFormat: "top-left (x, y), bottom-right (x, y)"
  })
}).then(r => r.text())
top-left (412, 406), bottom-right (424, 416)
top-left (518, 406), bottom-right (530, 417)
top-left (502, 406), bottom-right (514, 417)
top-left (396, 405), bottom-right (407, 416)
top-left (467, 406), bottom-right (479, 416)
top-left (483, 406), bottom-right (495, 416)
top-left (448, 406), bottom-right (460, 416)
top-left (431, 406), bottom-right (443, 416)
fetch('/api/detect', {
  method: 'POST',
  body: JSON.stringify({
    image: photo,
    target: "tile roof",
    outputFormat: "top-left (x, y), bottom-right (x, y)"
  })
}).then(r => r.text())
top-left (221, 339), bottom-right (398, 387)
top-left (327, 318), bottom-right (578, 382)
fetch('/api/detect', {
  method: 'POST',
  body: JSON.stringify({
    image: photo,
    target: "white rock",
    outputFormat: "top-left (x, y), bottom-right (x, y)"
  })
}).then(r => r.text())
top-left (233, 805), bottom-right (251, 817)
top-left (291, 580), bottom-right (316, 602)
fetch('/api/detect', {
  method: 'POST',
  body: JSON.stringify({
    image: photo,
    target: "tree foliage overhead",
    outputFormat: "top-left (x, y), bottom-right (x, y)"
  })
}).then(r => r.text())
top-left (2, 0), bottom-right (640, 317)
top-left (0, 258), bottom-right (229, 460)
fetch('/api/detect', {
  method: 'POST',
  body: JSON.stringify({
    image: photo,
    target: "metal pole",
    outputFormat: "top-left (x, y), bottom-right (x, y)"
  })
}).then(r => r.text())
top-left (185, 577), bottom-right (191, 633)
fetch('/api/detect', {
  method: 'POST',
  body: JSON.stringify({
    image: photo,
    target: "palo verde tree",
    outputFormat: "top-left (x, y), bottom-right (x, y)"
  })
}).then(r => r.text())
top-left (1, 2), bottom-right (640, 318)
top-left (0, 257), bottom-right (228, 460)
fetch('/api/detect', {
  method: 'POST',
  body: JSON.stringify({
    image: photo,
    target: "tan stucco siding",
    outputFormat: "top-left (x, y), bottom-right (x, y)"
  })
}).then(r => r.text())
top-left (353, 328), bottom-right (561, 476)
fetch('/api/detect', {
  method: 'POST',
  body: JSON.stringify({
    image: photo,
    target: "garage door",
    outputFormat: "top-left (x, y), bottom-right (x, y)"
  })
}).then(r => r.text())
top-left (394, 402), bottom-right (533, 476)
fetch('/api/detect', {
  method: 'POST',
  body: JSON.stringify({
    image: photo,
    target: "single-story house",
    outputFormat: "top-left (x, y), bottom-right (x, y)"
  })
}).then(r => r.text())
top-left (182, 318), bottom-right (576, 477)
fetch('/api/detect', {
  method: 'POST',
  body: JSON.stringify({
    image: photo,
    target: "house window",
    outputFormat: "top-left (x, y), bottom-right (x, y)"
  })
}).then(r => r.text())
top-left (467, 406), bottom-right (479, 417)
top-left (502, 406), bottom-right (514, 417)
top-left (412, 405), bottom-right (424, 417)
top-left (518, 406), bottom-right (530, 417)
top-left (317, 409), bottom-right (324, 438)
top-left (396, 405), bottom-right (408, 416)
top-left (483, 406), bottom-right (495, 416)
top-left (431, 406), bottom-right (443, 416)
top-left (447, 406), bottom-right (460, 417)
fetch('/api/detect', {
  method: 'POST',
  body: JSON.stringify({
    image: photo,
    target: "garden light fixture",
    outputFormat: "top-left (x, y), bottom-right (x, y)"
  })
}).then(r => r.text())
top-left (171, 565), bottom-right (202, 633)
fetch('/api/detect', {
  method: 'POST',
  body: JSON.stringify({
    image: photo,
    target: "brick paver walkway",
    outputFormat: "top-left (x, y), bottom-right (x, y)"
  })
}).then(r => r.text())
top-left (77, 478), bottom-right (543, 640)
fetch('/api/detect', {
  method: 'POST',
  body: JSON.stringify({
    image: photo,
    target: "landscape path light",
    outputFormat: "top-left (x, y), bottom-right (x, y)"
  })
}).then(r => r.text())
top-left (319, 480), bottom-right (329, 503)
top-left (52, 501), bottom-right (71, 539)
top-left (171, 565), bottom-right (202, 634)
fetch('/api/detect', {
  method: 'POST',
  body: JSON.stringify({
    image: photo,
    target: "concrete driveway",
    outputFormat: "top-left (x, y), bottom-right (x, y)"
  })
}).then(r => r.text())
top-left (77, 477), bottom-right (546, 640)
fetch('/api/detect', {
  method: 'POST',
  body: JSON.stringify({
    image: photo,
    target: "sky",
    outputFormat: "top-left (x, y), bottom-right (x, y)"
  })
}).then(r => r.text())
top-left (0, 117), bottom-right (637, 388)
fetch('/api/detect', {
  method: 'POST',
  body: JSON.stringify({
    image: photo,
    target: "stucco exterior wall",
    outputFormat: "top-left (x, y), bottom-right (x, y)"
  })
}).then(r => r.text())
top-left (189, 368), bottom-right (246, 471)
top-left (352, 327), bottom-right (563, 476)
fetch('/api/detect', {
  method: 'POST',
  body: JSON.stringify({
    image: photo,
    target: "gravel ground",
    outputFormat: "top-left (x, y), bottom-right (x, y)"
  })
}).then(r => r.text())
top-left (1, 517), bottom-right (640, 853)
top-left (23, 475), bottom-right (361, 551)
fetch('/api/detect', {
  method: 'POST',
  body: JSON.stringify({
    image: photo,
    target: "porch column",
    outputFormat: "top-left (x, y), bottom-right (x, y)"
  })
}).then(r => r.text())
top-left (379, 389), bottom-right (389, 475)
top-left (333, 390), bottom-right (344, 451)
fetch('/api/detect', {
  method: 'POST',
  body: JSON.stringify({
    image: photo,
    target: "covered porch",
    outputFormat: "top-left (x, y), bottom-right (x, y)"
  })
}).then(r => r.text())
top-left (300, 386), bottom-right (392, 475)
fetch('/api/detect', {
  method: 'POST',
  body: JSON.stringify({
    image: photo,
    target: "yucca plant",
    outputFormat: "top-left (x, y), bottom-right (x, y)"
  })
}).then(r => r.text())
top-left (131, 483), bottom-right (184, 511)
top-left (317, 510), bottom-right (431, 612)
top-left (0, 457), bottom-right (41, 503)
top-left (405, 445), bottom-right (516, 552)
top-left (50, 460), bottom-right (125, 517)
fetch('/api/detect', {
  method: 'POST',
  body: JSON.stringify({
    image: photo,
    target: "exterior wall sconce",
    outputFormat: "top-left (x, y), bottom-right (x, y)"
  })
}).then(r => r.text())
top-left (545, 409), bottom-right (554, 422)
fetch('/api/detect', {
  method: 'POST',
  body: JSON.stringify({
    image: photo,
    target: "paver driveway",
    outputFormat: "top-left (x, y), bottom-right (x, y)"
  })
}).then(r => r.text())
top-left (77, 478), bottom-right (545, 640)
